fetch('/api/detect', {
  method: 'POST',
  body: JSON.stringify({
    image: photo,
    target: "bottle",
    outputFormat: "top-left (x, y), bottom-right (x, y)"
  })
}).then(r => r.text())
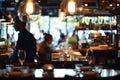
top-left (89, 19), bottom-right (93, 29)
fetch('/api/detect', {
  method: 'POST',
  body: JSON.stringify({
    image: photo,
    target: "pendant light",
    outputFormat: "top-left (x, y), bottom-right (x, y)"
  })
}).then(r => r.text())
top-left (66, 0), bottom-right (77, 15)
top-left (25, 0), bottom-right (34, 15)
top-left (18, 0), bottom-right (41, 15)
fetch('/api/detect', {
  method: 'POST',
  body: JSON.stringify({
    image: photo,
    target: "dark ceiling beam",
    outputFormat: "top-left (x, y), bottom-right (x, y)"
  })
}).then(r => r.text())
top-left (82, 0), bottom-right (97, 2)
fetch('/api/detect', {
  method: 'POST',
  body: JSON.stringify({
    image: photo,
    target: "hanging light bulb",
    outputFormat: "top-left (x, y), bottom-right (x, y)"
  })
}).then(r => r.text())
top-left (59, 0), bottom-right (66, 17)
top-left (78, 5), bottom-right (84, 11)
top-left (67, 0), bottom-right (77, 15)
top-left (25, 0), bottom-right (34, 15)
top-left (59, 9), bottom-right (66, 21)
top-left (59, 9), bottom-right (66, 18)
top-left (18, 0), bottom-right (41, 15)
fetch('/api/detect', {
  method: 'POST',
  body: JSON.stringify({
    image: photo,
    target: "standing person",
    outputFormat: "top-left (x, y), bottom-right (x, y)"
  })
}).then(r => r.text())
top-left (37, 33), bottom-right (58, 62)
top-left (8, 16), bottom-right (36, 63)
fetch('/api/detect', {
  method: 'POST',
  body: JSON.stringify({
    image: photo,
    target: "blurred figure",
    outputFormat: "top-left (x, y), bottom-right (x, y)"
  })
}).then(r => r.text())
top-left (11, 33), bottom-right (15, 43)
top-left (58, 29), bottom-right (66, 45)
top-left (10, 42), bottom-right (16, 52)
top-left (8, 16), bottom-right (36, 63)
top-left (38, 30), bottom-right (45, 41)
top-left (68, 30), bottom-right (78, 49)
top-left (37, 33), bottom-right (58, 62)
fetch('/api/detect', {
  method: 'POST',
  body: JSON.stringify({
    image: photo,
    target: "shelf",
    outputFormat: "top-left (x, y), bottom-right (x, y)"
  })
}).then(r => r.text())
top-left (75, 27), bottom-right (117, 30)
top-left (75, 28), bottom-right (117, 31)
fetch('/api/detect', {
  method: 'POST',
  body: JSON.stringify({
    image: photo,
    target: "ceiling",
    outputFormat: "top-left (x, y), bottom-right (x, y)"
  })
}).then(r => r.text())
top-left (0, 0), bottom-right (61, 17)
top-left (1, 0), bottom-right (120, 19)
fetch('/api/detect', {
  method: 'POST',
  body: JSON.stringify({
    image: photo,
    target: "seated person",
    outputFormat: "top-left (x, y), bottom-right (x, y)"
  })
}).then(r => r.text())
top-left (37, 33), bottom-right (58, 62)
top-left (9, 42), bottom-right (16, 52)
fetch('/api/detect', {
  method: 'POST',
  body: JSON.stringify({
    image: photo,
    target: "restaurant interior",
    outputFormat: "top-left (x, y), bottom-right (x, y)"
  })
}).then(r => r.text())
top-left (0, 0), bottom-right (120, 79)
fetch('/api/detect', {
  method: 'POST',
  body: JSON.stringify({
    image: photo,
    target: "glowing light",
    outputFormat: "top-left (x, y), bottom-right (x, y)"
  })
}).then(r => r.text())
top-left (25, 0), bottom-right (34, 15)
top-left (84, 4), bottom-right (88, 7)
top-left (67, 0), bottom-right (76, 15)
top-left (47, 66), bottom-right (53, 70)
top-left (79, 6), bottom-right (83, 11)
top-left (59, 11), bottom-right (66, 18)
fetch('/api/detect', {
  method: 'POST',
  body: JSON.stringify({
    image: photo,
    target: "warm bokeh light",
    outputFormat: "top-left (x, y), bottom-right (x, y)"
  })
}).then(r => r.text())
top-left (47, 66), bottom-right (53, 70)
top-left (67, 0), bottom-right (76, 15)
top-left (59, 11), bottom-right (66, 18)
top-left (59, 9), bottom-right (66, 21)
top-left (59, 9), bottom-right (66, 18)
top-left (25, 0), bottom-right (34, 15)
top-left (84, 3), bottom-right (88, 7)
top-left (79, 6), bottom-right (83, 11)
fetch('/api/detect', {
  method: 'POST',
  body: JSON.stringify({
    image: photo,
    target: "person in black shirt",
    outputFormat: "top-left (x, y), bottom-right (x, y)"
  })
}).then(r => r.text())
top-left (8, 16), bottom-right (36, 63)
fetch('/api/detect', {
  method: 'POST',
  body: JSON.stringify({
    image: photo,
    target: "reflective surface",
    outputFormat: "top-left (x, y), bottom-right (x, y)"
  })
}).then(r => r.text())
top-left (34, 68), bottom-right (120, 78)
top-left (0, 65), bottom-right (120, 79)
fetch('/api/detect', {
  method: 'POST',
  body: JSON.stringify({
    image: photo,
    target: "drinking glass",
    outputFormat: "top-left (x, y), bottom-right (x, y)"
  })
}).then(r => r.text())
top-left (18, 50), bottom-right (26, 66)
top-left (74, 64), bottom-right (83, 77)
top-left (93, 66), bottom-right (103, 77)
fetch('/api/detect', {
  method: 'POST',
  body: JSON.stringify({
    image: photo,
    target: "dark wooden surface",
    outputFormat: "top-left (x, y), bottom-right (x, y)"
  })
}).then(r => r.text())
top-left (79, 48), bottom-right (118, 65)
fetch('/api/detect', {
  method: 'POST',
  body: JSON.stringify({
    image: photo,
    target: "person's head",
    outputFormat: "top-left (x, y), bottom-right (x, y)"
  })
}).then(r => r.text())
top-left (10, 42), bottom-right (15, 49)
top-left (60, 34), bottom-right (65, 39)
top-left (44, 33), bottom-right (53, 45)
top-left (13, 16), bottom-right (27, 31)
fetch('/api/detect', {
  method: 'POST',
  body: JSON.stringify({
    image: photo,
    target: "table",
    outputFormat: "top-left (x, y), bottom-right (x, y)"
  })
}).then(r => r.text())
top-left (51, 51), bottom-right (88, 68)
top-left (0, 50), bottom-right (12, 60)
top-left (52, 51), bottom-right (86, 61)
top-left (52, 47), bottom-right (118, 65)
top-left (34, 68), bottom-right (120, 79)
top-left (79, 48), bottom-right (118, 65)
top-left (1, 67), bottom-right (120, 80)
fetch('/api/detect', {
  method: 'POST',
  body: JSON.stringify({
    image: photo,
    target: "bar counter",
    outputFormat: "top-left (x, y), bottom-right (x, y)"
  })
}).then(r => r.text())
top-left (0, 65), bottom-right (120, 80)
top-left (0, 46), bottom-right (119, 80)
